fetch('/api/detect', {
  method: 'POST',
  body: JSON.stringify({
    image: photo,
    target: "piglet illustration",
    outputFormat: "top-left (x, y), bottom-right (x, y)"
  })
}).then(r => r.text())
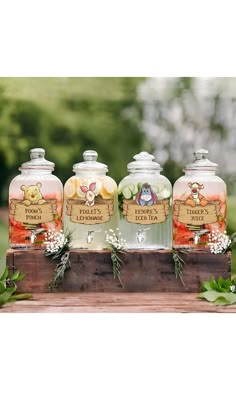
top-left (80, 182), bottom-right (96, 206)
top-left (136, 183), bottom-right (157, 206)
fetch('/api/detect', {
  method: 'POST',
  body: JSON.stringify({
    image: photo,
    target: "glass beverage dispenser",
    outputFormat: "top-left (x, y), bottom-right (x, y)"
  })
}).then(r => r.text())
top-left (118, 152), bottom-right (172, 249)
top-left (63, 150), bottom-right (118, 249)
top-left (9, 148), bottom-right (63, 248)
top-left (173, 149), bottom-right (227, 248)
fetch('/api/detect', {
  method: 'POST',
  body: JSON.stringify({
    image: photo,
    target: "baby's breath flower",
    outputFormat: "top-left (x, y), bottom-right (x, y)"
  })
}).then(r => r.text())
top-left (208, 230), bottom-right (231, 254)
top-left (105, 228), bottom-right (127, 251)
top-left (44, 229), bottom-right (68, 254)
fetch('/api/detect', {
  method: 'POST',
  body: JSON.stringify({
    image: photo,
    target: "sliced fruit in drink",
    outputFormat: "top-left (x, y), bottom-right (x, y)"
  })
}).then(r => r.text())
top-left (151, 185), bottom-right (159, 194)
top-left (122, 186), bottom-right (132, 199)
top-left (64, 179), bottom-right (76, 198)
top-left (100, 178), bottom-right (116, 199)
top-left (158, 187), bottom-right (170, 199)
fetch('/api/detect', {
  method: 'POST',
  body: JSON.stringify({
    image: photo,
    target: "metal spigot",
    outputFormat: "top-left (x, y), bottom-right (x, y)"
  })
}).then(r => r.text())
top-left (30, 230), bottom-right (36, 244)
top-left (193, 231), bottom-right (200, 245)
top-left (86, 229), bottom-right (102, 244)
top-left (86, 231), bottom-right (94, 244)
top-left (136, 227), bottom-right (150, 244)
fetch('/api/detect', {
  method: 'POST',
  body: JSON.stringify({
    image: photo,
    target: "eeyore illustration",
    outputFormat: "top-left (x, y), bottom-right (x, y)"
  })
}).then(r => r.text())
top-left (135, 183), bottom-right (157, 206)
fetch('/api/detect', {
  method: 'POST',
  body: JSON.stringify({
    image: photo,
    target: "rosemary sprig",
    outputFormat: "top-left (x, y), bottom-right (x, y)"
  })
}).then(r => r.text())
top-left (111, 247), bottom-right (124, 286)
top-left (172, 248), bottom-right (188, 290)
top-left (105, 228), bottom-right (126, 287)
top-left (49, 251), bottom-right (71, 290)
top-left (44, 230), bottom-right (72, 290)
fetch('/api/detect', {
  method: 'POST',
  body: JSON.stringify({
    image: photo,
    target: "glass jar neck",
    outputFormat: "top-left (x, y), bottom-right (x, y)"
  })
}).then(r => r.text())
top-left (128, 169), bottom-right (161, 175)
top-left (74, 170), bottom-right (107, 177)
top-left (184, 170), bottom-right (216, 176)
top-left (20, 169), bottom-right (52, 175)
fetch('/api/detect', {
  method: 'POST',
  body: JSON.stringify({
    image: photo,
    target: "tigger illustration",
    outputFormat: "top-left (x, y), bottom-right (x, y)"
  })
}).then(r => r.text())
top-left (185, 182), bottom-right (208, 207)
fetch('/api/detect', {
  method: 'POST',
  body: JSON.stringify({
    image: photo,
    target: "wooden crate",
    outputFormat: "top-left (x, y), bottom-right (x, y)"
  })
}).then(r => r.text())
top-left (6, 249), bottom-right (231, 293)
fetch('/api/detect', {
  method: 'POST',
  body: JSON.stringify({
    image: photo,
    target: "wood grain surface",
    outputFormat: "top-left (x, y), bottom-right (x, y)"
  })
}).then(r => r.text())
top-left (1, 292), bottom-right (236, 313)
top-left (6, 249), bottom-right (231, 293)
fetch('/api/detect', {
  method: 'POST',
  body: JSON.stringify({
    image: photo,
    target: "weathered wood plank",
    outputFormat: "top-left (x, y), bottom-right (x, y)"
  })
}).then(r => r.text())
top-left (0, 292), bottom-right (236, 313)
top-left (6, 249), bottom-right (231, 293)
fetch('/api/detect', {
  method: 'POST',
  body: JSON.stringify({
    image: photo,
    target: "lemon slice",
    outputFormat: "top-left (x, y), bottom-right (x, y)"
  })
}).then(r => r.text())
top-left (64, 179), bottom-right (76, 198)
top-left (103, 179), bottom-right (116, 194)
top-left (100, 178), bottom-right (116, 199)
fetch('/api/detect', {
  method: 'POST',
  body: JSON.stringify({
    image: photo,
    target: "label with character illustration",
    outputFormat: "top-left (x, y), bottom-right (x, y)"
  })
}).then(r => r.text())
top-left (66, 181), bottom-right (114, 224)
top-left (10, 182), bottom-right (58, 224)
top-left (174, 182), bottom-right (222, 226)
top-left (122, 183), bottom-right (170, 225)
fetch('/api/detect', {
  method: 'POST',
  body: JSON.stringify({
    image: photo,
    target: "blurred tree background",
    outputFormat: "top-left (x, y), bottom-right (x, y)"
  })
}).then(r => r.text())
top-left (0, 77), bottom-right (152, 204)
top-left (0, 77), bottom-right (235, 273)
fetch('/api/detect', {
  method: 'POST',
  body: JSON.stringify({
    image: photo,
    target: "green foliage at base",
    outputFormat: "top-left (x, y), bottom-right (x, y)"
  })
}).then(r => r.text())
top-left (0, 266), bottom-right (32, 306)
top-left (198, 277), bottom-right (236, 305)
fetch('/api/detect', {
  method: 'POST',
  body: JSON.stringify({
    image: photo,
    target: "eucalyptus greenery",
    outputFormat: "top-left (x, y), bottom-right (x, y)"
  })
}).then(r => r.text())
top-left (0, 266), bottom-right (32, 307)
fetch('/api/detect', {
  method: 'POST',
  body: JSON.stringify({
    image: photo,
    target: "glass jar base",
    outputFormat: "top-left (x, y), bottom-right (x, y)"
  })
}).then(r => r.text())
top-left (125, 245), bottom-right (171, 250)
top-left (9, 244), bottom-right (45, 250)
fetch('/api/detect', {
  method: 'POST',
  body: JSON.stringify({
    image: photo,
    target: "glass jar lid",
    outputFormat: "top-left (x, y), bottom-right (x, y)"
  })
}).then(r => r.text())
top-left (73, 150), bottom-right (108, 173)
top-left (127, 151), bottom-right (162, 172)
top-left (185, 149), bottom-right (218, 171)
top-left (20, 148), bottom-right (55, 171)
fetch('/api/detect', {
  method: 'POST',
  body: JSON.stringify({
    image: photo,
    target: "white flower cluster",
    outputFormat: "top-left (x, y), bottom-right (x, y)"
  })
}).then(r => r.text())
top-left (44, 229), bottom-right (68, 254)
top-left (105, 228), bottom-right (127, 251)
top-left (208, 230), bottom-right (231, 254)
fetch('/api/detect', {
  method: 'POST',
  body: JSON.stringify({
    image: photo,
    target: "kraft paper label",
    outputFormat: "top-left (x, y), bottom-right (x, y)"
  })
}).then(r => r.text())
top-left (174, 200), bottom-right (221, 226)
top-left (66, 199), bottom-right (114, 224)
top-left (10, 199), bottom-right (57, 224)
top-left (122, 199), bottom-right (169, 225)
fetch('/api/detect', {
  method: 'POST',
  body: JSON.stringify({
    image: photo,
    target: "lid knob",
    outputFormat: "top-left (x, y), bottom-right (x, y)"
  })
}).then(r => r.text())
top-left (194, 149), bottom-right (208, 161)
top-left (30, 148), bottom-right (45, 160)
top-left (133, 151), bottom-right (155, 161)
top-left (83, 150), bottom-right (98, 161)
top-left (127, 151), bottom-right (162, 171)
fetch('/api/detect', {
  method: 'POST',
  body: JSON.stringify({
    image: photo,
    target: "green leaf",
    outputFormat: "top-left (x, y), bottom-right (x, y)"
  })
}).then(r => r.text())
top-left (10, 270), bottom-right (20, 281)
top-left (8, 293), bottom-right (32, 302)
top-left (0, 283), bottom-right (6, 293)
top-left (201, 280), bottom-right (212, 292)
top-left (0, 266), bottom-right (8, 281)
top-left (0, 289), bottom-right (15, 306)
top-left (198, 291), bottom-right (236, 306)
top-left (16, 273), bottom-right (26, 281)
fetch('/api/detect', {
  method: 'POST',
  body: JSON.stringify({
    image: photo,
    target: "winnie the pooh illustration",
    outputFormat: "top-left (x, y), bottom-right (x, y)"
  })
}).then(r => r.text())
top-left (21, 182), bottom-right (46, 206)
